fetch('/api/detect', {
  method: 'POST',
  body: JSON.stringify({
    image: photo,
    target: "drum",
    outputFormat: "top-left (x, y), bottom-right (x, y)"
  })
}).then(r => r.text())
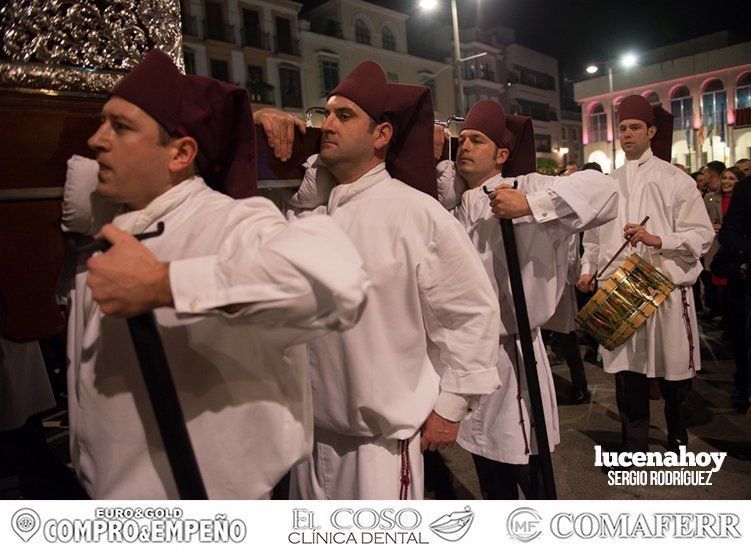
top-left (576, 253), bottom-right (675, 351)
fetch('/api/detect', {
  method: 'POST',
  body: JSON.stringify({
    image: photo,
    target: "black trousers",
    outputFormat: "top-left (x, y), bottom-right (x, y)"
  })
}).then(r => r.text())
top-left (614, 371), bottom-right (692, 451)
top-left (471, 453), bottom-right (543, 500)
top-left (549, 330), bottom-right (588, 389)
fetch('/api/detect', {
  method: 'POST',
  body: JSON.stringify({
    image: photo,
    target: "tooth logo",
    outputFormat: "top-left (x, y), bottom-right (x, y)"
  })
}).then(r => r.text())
top-left (430, 506), bottom-right (475, 542)
top-left (11, 508), bottom-right (41, 542)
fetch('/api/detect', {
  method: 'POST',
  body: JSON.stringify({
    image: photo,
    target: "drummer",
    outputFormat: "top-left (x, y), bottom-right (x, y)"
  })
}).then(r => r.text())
top-left (577, 95), bottom-right (714, 454)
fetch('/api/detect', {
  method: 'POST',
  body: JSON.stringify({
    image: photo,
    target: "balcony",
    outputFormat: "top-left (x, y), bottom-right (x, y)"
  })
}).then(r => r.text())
top-left (242, 28), bottom-right (270, 50)
top-left (182, 15), bottom-right (198, 37)
top-left (507, 70), bottom-right (555, 91)
top-left (310, 19), bottom-right (343, 39)
top-left (736, 107), bottom-right (751, 128)
top-left (463, 69), bottom-right (497, 83)
top-left (204, 21), bottom-right (236, 44)
top-left (274, 36), bottom-right (300, 56)
top-left (247, 81), bottom-right (275, 105)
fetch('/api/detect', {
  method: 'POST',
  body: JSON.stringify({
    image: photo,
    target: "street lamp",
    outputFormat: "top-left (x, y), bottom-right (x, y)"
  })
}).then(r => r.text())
top-left (585, 53), bottom-right (639, 171)
top-left (419, 0), bottom-right (467, 114)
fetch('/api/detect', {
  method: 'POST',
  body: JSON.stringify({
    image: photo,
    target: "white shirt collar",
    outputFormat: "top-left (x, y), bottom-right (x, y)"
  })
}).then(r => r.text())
top-left (113, 176), bottom-right (208, 235)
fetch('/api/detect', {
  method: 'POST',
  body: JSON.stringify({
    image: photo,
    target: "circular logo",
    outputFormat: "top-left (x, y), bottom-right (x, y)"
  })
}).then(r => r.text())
top-left (11, 508), bottom-right (41, 542)
top-left (507, 507), bottom-right (542, 542)
top-left (15, 513), bottom-right (36, 532)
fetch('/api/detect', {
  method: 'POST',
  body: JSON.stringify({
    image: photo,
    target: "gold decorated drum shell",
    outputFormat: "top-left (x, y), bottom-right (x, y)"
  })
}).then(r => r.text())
top-left (575, 253), bottom-right (675, 351)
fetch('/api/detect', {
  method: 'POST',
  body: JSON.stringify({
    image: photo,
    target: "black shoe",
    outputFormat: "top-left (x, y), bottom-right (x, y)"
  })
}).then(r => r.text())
top-left (667, 436), bottom-right (687, 453)
top-left (570, 386), bottom-right (591, 405)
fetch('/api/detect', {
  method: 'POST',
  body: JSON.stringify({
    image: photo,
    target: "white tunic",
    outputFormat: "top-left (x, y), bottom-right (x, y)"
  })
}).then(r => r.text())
top-left (287, 161), bottom-right (502, 499)
top-left (65, 175), bottom-right (369, 499)
top-left (291, 162), bottom-right (502, 437)
top-left (450, 169), bottom-right (618, 464)
top-left (580, 148), bottom-right (714, 381)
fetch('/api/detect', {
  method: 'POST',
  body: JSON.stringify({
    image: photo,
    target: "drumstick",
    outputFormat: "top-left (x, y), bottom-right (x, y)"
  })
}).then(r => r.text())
top-left (594, 216), bottom-right (650, 279)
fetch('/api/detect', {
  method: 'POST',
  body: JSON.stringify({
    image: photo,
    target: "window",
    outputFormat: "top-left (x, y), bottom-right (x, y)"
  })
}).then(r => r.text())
top-left (210, 59), bottom-right (229, 82)
top-left (382, 27), bottom-right (396, 50)
top-left (420, 73), bottom-right (436, 104)
top-left (701, 80), bottom-right (727, 131)
top-left (275, 17), bottom-right (296, 55)
top-left (242, 9), bottom-right (262, 48)
top-left (737, 73), bottom-right (751, 109)
top-left (535, 134), bottom-right (552, 153)
top-left (386, 72), bottom-right (399, 83)
top-left (183, 50), bottom-right (196, 75)
top-left (205, 1), bottom-right (225, 41)
top-left (480, 63), bottom-right (495, 82)
top-left (354, 19), bottom-right (370, 45)
top-left (320, 59), bottom-right (339, 96)
top-left (516, 98), bottom-right (554, 121)
top-left (561, 127), bottom-right (567, 140)
top-left (246, 65), bottom-right (273, 104)
top-left (279, 67), bottom-right (302, 109)
top-left (588, 103), bottom-right (607, 143)
top-left (670, 86), bottom-right (693, 131)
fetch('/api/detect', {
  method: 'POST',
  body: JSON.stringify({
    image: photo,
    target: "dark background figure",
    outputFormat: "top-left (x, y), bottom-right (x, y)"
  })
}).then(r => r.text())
top-left (707, 167), bottom-right (745, 341)
top-left (701, 161), bottom-right (727, 318)
top-left (692, 169), bottom-right (707, 310)
top-left (718, 172), bottom-right (751, 413)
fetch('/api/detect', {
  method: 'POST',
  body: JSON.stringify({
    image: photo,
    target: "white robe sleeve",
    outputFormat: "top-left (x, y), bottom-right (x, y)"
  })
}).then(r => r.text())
top-left (416, 218), bottom-right (502, 421)
top-left (281, 154), bottom-right (336, 212)
top-left (516, 170), bottom-right (619, 234)
top-left (655, 173), bottom-right (714, 261)
top-left (580, 226), bottom-right (601, 277)
top-left (170, 199), bottom-right (370, 332)
top-left (436, 160), bottom-right (466, 211)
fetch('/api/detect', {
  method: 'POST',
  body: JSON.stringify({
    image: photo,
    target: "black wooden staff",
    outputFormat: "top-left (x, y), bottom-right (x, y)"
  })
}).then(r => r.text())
top-left (485, 183), bottom-right (557, 499)
top-left (91, 222), bottom-right (208, 499)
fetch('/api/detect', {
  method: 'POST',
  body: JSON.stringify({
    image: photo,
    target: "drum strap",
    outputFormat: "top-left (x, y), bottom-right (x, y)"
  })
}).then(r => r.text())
top-left (399, 439), bottom-right (411, 500)
top-left (679, 287), bottom-right (696, 373)
top-left (512, 337), bottom-right (531, 456)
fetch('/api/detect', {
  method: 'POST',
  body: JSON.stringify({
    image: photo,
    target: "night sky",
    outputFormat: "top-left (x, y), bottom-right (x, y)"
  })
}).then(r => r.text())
top-left (301, 0), bottom-right (751, 79)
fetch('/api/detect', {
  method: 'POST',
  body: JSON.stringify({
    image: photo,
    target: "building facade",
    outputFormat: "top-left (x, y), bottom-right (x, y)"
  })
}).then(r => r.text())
top-left (181, 0), bottom-right (305, 114)
top-left (408, 22), bottom-right (565, 164)
top-left (505, 43), bottom-right (562, 163)
top-left (574, 33), bottom-right (751, 173)
top-left (299, 0), bottom-right (456, 120)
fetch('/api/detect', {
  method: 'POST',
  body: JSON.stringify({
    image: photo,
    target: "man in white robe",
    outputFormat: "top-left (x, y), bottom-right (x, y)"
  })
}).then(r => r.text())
top-left (65, 50), bottom-right (369, 499)
top-left (283, 62), bottom-right (502, 499)
top-left (437, 100), bottom-right (618, 498)
top-left (577, 95), bottom-right (714, 453)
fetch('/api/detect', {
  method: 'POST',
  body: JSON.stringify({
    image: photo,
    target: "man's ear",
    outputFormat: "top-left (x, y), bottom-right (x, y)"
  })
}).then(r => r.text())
top-left (647, 125), bottom-right (657, 140)
top-left (374, 121), bottom-right (394, 153)
top-left (495, 147), bottom-right (510, 168)
top-left (168, 136), bottom-right (199, 174)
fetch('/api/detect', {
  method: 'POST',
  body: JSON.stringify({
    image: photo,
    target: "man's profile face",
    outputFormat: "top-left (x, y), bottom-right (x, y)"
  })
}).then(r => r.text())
top-left (737, 160), bottom-right (751, 177)
top-left (319, 95), bottom-right (385, 171)
top-left (618, 119), bottom-right (655, 158)
top-left (456, 129), bottom-right (506, 184)
top-left (88, 96), bottom-right (174, 210)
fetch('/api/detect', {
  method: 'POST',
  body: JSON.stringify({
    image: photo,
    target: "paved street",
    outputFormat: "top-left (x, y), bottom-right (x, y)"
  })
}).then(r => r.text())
top-left (2, 320), bottom-right (749, 500)
top-left (432, 318), bottom-right (751, 500)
